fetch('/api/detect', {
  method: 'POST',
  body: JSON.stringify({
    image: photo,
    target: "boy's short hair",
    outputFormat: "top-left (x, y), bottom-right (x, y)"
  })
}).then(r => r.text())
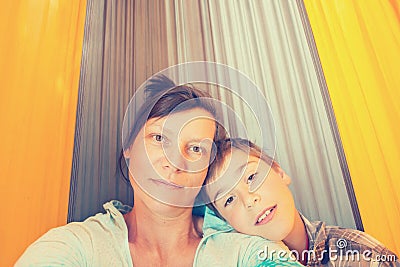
top-left (202, 138), bottom-right (280, 219)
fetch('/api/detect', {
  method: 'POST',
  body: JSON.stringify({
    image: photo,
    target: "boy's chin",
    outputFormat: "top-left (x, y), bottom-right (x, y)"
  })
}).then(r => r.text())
top-left (255, 228), bottom-right (291, 241)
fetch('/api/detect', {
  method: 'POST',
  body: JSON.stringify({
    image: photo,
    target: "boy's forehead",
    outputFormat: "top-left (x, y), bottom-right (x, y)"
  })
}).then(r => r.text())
top-left (207, 149), bottom-right (255, 199)
top-left (214, 148), bottom-right (258, 178)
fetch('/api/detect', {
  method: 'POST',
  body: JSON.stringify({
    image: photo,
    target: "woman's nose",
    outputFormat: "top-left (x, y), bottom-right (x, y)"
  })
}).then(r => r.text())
top-left (162, 148), bottom-right (186, 173)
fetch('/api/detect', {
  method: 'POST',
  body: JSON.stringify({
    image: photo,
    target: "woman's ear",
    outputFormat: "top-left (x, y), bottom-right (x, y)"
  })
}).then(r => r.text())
top-left (123, 147), bottom-right (132, 159)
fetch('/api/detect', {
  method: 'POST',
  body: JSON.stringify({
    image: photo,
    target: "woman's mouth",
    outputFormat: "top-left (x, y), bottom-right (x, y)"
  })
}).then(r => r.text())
top-left (255, 205), bottom-right (277, 225)
top-left (150, 178), bottom-right (184, 189)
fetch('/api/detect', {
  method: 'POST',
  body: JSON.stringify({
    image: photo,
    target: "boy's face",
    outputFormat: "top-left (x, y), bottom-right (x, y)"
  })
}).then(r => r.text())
top-left (210, 148), bottom-right (297, 241)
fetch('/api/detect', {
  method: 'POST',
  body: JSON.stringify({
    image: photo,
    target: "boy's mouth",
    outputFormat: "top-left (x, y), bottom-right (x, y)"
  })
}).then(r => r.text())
top-left (255, 205), bottom-right (277, 225)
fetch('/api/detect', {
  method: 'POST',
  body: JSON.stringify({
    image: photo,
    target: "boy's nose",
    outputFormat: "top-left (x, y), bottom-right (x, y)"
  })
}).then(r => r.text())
top-left (246, 193), bottom-right (261, 208)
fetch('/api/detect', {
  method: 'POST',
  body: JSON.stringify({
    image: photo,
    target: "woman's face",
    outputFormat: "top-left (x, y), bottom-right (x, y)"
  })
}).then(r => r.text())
top-left (124, 108), bottom-right (216, 207)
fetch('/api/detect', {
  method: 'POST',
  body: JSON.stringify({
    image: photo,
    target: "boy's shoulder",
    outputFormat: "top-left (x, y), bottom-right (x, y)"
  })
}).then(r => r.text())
top-left (302, 214), bottom-right (399, 266)
top-left (197, 230), bottom-right (301, 266)
top-left (197, 207), bottom-right (303, 266)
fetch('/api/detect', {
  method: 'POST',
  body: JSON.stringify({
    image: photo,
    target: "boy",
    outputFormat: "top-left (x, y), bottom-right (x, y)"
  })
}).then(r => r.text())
top-left (203, 138), bottom-right (399, 266)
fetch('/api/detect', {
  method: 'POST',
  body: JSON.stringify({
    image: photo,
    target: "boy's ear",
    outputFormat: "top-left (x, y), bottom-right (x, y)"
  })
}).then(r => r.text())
top-left (276, 166), bottom-right (291, 186)
top-left (282, 171), bottom-right (291, 186)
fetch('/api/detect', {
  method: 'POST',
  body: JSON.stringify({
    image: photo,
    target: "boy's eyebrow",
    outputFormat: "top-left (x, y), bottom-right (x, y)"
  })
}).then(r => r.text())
top-left (236, 160), bottom-right (258, 175)
top-left (213, 188), bottom-right (224, 202)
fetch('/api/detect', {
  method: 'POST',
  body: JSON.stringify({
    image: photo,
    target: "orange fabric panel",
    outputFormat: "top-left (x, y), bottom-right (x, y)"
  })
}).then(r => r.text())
top-left (303, 0), bottom-right (400, 255)
top-left (0, 0), bottom-right (87, 265)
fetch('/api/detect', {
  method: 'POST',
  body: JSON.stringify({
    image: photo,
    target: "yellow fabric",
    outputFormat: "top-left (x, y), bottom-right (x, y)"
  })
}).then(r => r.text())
top-left (304, 0), bottom-right (400, 255)
top-left (0, 0), bottom-right (86, 266)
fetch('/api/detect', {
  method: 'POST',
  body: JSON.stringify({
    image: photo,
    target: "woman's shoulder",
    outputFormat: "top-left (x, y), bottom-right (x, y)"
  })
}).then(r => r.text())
top-left (58, 200), bottom-right (132, 247)
top-left (15, 201), bottom-right (132, 267)
top-left (29, 200), bottom-right (128, 246)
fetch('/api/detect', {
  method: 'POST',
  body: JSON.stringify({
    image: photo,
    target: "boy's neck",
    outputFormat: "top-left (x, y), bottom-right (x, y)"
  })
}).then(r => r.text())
top-left (283, 210), bottom-right (309, 265)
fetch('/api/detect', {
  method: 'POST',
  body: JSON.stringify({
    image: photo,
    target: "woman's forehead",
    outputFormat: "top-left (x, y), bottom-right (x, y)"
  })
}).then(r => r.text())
top-left (145, 108), bottom-right (216, 137)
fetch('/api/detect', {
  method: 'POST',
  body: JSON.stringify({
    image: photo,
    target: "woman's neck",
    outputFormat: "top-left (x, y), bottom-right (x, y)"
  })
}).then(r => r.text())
top-left (124, 197), bottom-right (201, 248)
top-left (124, 198), bottom-right (202, 266)
top-left (283, 211), bottom-right (309, 265)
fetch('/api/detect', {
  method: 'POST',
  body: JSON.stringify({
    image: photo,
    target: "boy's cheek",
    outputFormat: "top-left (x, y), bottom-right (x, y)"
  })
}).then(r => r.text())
top-left (225, 212), bottom-right (242, 228)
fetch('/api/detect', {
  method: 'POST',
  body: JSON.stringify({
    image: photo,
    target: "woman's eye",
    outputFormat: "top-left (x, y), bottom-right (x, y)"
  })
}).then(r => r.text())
top-left (153, 134), bottom-right (165, 143)
top-left (189, 145), bottom-right (203, 153)
top-left (224, 196), bottom-right (235, 207)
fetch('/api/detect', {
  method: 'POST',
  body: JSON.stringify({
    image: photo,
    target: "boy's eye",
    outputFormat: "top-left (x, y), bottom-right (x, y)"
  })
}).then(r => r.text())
top-left (224, 196), bottom-right (235, 207)
top-left (247, 173), bottom-right (257, 184)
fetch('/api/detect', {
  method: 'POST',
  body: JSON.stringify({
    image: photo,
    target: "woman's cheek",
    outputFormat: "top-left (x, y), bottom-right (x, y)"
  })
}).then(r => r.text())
top-left (197, 169), bottom-right (209, 186)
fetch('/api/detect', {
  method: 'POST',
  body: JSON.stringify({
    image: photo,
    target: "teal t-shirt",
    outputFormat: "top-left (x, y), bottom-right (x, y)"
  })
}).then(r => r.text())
top-left (16, 201), bottom-right (302, 266)
top-left (198, 206), bottom-right (301, 266)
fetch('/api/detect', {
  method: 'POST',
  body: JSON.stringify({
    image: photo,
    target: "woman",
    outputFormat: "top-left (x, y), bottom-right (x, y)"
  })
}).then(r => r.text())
top-left (120, 75), bottom-right (221, 266)
top-left (16, 75), bottom-right (299, 266)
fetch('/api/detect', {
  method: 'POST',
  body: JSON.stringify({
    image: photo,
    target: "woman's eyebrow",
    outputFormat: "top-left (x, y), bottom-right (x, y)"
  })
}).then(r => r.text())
top-left (147, 124), bottom-right (212, 145)
top-left (146, 123), bottom-right (172, 134)
top-left (187, 137), bottom-right (213, 144)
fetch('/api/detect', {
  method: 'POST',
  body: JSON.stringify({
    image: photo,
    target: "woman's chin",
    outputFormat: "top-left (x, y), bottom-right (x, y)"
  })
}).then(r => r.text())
top-left (142, 191), bottom-right (197, 210)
